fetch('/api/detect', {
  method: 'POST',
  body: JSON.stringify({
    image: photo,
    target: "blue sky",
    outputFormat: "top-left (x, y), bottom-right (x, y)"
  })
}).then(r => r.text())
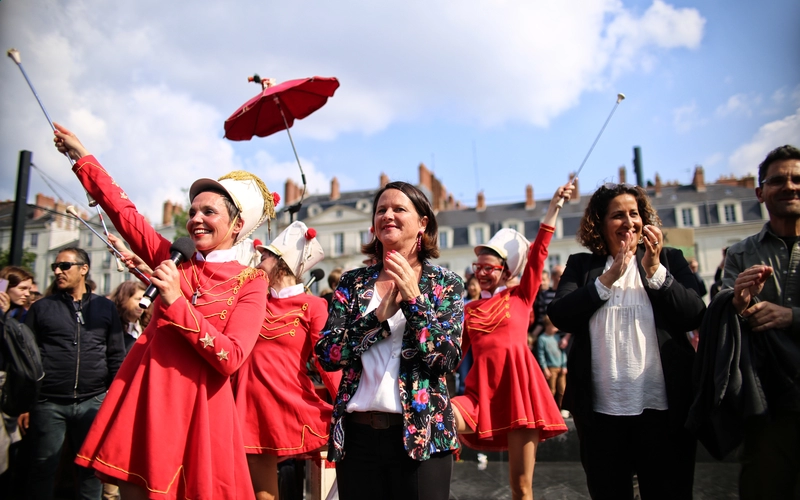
top-left (1, 0), bottom-right (798, 222)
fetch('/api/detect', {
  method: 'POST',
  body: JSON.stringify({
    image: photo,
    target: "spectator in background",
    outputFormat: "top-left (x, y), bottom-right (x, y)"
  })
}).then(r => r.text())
top-left (535, 314), bottom-right (567, 410)
top-left (0, 267), bottom-right (35, 322)
top-left (321, 267), bottom-right (344, 308)
top-left (550, 264), bottom-right (564, 292)
top-left (109, 280), bottom-right (152, 353)
top-left (24, 247), bottom-right (126, 500)
top-left (688, 258), bottom-right (708, 298)
top-left (456, 276), bottom-right (482, 396)
top-left (709, 247), bottom-right (728, 300)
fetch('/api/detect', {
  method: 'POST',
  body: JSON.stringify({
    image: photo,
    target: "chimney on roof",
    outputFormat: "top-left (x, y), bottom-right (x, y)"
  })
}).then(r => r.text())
top-left (34, 193), bottom-right (55, 220)
top-left (740, 175), bottom-right (755, 189)
top-left (330, 177), bottom-right (340, 201)
top-left (380, 172), bottom-right (390, 188)
top-left (692, 165), bottom-right (706, 193)
top-left (525, 185), bottom-right (535, 210)
top-left (476, 191), bottom-right (486, 212)
top-left (418, 163), bottom-right (432, 191)
top-left (654, 173), bottom-right (663, 198)
top-left (54, 200), bottom-right (66, 228)
top-left (162, 201), bottom-right (184, 226)
top-left (284, 179), bottom-right (300, 206)
top-left (619, 165), bottom-right (627, 185)
top-left (568, 173), bottom-right (580, 204)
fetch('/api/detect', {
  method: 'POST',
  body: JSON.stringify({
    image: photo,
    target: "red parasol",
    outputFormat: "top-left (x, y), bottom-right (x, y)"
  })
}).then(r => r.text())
top-left (223, 75), bottom-right (339, 213)
top-left (224, 75), bottom-right (339, 141)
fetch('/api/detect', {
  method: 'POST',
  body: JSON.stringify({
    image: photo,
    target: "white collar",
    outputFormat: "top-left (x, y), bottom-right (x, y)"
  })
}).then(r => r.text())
top-left (195, 247), bottom-right (238, 263)
top-left (270, 283), bottom-right (305, 299)
top-left (480, 285), bottom-right (507, 299)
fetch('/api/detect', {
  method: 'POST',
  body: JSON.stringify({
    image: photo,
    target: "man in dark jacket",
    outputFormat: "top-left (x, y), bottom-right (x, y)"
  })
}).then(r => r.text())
top-left (22, 247), bottom-right (125, 500)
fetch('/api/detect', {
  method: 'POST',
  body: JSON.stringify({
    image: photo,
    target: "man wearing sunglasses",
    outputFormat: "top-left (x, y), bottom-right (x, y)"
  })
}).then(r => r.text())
top-left (22, 247), bottom-right (125, 500)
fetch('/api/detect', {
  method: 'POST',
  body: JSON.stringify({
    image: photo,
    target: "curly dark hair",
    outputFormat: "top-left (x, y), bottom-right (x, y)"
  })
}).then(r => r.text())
top-left (577, 183), bottom-right (661, 255)
top-left (362, 181), bottom-right (439, 263)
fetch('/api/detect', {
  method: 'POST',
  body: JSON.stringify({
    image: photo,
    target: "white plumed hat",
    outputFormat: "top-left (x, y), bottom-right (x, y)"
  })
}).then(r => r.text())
top-left (474, 228), bottom-right (530, 278)
top-left (257, 221), bottom-right (324, 278)
top-left (189, 170), bottom-right (278, 244)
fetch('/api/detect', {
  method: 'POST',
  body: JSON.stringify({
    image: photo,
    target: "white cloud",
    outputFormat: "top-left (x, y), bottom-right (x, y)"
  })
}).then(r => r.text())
top-left (0, 0), bottom-right (707, 219)
top-left (673, 102), bottom-right (705, 133)
top-left (715, 93), bottom-right (760, 118)
top-left (728, 108), bottom-right (800, 177)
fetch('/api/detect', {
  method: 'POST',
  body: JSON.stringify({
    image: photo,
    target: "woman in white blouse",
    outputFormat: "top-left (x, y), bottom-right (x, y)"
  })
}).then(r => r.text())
top-left (548, 183), bottom-right (705, 500)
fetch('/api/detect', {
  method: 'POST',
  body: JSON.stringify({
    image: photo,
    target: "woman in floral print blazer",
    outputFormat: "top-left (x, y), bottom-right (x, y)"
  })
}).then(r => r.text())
top-left (315, 181), bottom-right (464, 500)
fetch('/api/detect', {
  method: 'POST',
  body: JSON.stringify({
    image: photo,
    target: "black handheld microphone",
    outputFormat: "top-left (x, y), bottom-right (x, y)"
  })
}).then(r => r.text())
top-left (305, 268), bottom-right (325, 292)
top-left (139, 237), bottom-right (196, 309)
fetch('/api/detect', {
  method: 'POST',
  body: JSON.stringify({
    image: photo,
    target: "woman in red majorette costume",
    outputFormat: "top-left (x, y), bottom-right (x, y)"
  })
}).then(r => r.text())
top-left (233, 220), bottom-right (341, 500)
top-left (451, 183), bottom-right (574, 500)
top-left (54, 123), bottom-right (277, 500)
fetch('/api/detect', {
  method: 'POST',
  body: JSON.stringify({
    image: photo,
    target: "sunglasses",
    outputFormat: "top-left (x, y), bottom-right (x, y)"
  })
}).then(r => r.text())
top-left (51, 262), bottom-right (85, 272)
top-left (472, 263), bottom-right (504, 275)
top-left (762, 175), bottom-right (800, 187)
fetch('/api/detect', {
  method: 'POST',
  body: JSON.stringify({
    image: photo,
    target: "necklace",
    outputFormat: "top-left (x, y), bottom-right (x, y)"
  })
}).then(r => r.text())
top-left (190, 258), bottom-right (225, 305)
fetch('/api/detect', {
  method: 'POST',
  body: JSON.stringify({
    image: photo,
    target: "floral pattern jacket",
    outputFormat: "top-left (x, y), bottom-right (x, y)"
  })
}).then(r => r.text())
top-left (315, 261), bottom-right (464, 461)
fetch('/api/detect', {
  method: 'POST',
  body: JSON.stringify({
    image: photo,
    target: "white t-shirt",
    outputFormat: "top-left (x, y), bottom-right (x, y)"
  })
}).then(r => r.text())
top-left (346, 290), bottom-right (405, 414)
top-left (589, 256), bottom-right (669, 415)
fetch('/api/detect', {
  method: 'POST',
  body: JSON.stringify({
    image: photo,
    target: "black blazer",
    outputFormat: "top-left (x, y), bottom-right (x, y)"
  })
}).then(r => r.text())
top-left (547, 245), bottom-right (705, 431)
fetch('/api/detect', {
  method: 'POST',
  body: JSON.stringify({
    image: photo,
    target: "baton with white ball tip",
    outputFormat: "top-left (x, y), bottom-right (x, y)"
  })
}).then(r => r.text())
top-left (556, 93), bottom-right (626, 208)
top-left (65, 206), bottom-right (151, 283)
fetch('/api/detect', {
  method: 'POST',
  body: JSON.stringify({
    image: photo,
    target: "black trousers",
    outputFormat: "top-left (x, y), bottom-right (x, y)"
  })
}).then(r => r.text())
top-left (573, 409), bottom-right (696, 500)
top-left (740, 410), bottom-right (800, 499)
top-left (336, 420), bottom-right (453, 500)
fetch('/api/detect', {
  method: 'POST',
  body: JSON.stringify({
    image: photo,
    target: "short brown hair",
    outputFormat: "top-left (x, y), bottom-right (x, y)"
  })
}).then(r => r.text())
top-left (577, 183), bottom-right (661, 255)
top-left (362, 182), bottom-right (440, 262)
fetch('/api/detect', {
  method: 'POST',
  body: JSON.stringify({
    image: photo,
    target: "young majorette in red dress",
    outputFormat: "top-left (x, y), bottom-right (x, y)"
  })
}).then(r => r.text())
top-left (54, 123), bottom-right (276, 500)
top-left (233, 221), bottom-right (341, 500)
top-left (451, 183), bottom-right (574, 500)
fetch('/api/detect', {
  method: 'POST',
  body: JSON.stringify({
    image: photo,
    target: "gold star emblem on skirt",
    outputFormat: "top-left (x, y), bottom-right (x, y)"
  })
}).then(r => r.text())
top-left (216, 349), bottom-right (229, 361)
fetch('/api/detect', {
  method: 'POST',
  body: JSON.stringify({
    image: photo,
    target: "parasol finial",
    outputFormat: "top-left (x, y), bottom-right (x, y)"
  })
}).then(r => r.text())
top-left (248, 73), bottom-right (276, 90)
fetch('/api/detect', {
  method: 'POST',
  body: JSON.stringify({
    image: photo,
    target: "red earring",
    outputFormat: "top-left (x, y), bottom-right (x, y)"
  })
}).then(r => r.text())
top-left (416, 231), bottom-right (423, 252)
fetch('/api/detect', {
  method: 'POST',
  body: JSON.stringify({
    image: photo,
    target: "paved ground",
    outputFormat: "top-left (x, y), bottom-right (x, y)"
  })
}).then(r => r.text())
top-left (449, 460), bottom-right (739, 500)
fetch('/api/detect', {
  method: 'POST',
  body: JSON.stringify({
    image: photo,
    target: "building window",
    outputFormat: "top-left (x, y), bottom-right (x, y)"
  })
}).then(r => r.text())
top-left (30, 233), bottom-right (38, 248)
top-left (103, 251), bottom-right (112, 268)
top-left (336, 210), bottom-right (343, 218)
top-left (360, 230), bottom-right (372, 246)
top-left (717, 200), bottom-right (741, 224)
top-left (548, 255), bottom-right (561, 270)
top-left (333, 232), bottom-right (345, 256)
top-left (473, 227), bottom-right (485, 245)
top-left (86, 234), bottom-right (93, 247)
top-left (439, 231), bottom-right (449, 249)
top-left (102, 273), bottom-right (111, 295)
top-left (723, 203), bottom-right (736, 223)
top-left (503, 220), bottom-right (523, 233)
top-left (681, 208), bottom-right (694, 227)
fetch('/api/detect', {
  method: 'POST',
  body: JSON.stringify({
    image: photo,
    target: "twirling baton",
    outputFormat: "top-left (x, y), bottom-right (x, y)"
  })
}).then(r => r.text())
top-left (65, 206), bottom-right (151, 283)
top-left (556, 93), bottom-right (626, 208)
top-left (8, 48), bottom-right (124, 271)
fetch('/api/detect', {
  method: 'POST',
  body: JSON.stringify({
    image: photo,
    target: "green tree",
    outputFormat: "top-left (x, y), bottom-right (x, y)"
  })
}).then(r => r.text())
top-left (0, 248), bottom-right (37, 271)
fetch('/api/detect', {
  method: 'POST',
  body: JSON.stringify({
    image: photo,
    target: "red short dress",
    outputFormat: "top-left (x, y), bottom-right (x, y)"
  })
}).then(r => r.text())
top-left (233, 290), bottom-right (341, 457)
top-left (452, 226), bottom-right (568, 451)
top-left (72, 156), bottom-right (267, 499)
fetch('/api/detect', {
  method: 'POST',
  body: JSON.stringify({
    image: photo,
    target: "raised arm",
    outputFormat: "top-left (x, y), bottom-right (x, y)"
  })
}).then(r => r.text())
top-left (54, 123), bottom-right (172, 268)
